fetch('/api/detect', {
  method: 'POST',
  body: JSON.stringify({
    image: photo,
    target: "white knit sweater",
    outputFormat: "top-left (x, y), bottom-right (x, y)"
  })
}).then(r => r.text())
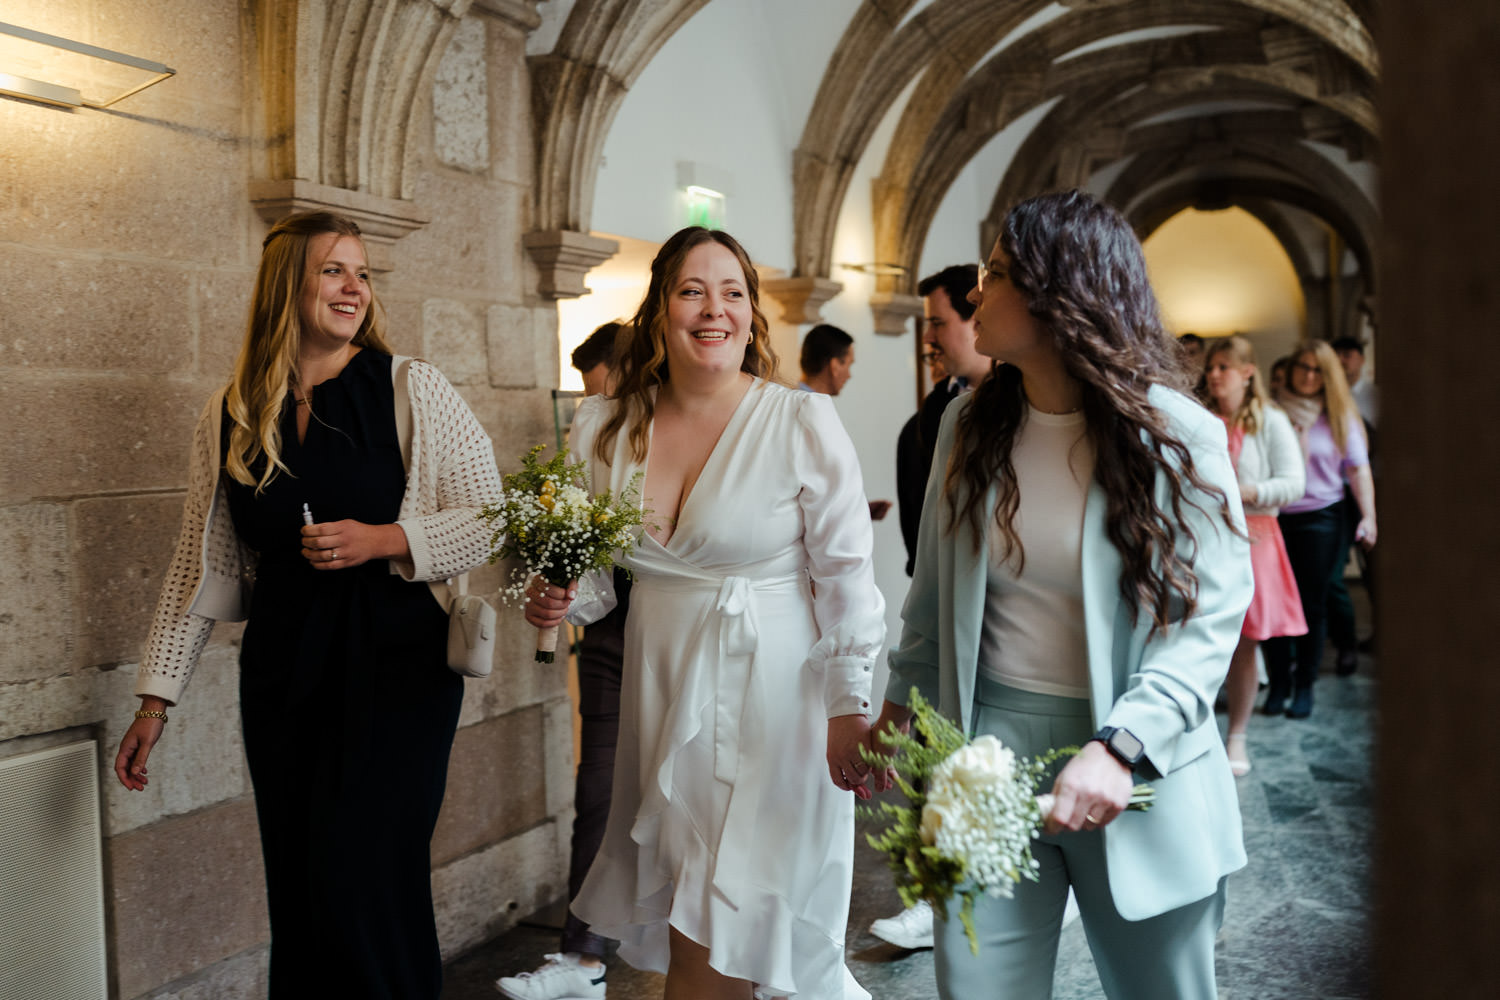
top-left (137, 357), bottom-right (503, 704)
top-left (1236, 404), bottom-right (1306, 517)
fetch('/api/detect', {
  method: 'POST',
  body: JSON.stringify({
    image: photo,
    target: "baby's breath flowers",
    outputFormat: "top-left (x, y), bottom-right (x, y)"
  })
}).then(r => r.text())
top-left (863, 690), bottom-right (1153, 954)
top-left (482, 444), bottom-right (647, 662)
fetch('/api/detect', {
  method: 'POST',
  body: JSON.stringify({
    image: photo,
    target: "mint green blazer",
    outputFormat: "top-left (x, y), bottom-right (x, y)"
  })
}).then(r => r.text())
top-left (886, 385), bottom-right (1253, 921)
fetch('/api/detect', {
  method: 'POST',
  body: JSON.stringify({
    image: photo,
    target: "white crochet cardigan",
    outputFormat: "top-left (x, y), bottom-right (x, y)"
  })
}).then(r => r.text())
top-left (1236, 404), bottom-right (1306, 517)
top-left (137, 356), bottom-right (503, 704)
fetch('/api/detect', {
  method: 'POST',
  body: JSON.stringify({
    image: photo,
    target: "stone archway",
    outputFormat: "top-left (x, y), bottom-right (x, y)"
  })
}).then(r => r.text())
top-left (792, 0), bottom-right (1376, 288)
top-left (520, 0), bottom-right (708, 297)
top-left (247, 0), bottom-right (492, 268)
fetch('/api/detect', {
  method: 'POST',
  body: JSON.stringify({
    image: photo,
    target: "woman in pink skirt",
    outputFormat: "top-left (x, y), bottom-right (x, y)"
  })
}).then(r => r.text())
top-left (1199, 336), bottom-right (1307, 776)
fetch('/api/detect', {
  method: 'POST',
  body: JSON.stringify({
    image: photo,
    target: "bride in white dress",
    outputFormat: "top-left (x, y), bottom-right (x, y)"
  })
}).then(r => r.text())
top-left (524, 227), bottom-right (885, 1000)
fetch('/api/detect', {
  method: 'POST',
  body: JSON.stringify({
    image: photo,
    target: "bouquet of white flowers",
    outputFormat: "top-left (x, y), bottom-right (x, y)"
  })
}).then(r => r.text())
top-left (863, 690), bottom-right (1153, 953)
top-left (482, 445), bottom-right (648, 662)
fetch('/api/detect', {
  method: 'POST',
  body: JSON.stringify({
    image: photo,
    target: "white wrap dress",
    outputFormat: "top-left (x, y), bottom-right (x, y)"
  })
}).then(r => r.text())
top-left (567, 378), bottom-right (886, 999)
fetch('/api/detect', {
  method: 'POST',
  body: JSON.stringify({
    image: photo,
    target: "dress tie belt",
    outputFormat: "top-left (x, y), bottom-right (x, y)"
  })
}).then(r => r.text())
top-left (648, 569), bottom-right (805, 785)
top-left (636, 567), bottom-right (808, 909)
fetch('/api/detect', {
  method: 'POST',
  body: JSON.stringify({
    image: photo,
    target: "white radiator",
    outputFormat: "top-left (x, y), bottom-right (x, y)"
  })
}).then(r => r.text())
top-left (0, 740), bottom-right (108, 1000)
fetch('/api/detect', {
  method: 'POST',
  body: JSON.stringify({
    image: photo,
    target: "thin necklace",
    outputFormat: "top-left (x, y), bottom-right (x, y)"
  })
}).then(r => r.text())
top-left (1029, 397), bottom-right (1082, 415)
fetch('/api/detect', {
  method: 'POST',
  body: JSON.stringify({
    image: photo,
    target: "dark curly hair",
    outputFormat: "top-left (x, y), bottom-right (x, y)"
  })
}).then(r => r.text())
top-left (596, 227), bottom-right (778, 464)
top-left (944, 190), bottom-right (1236, 635)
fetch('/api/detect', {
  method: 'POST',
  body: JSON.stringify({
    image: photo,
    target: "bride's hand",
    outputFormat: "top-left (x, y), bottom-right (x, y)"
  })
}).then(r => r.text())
top-left (827, 713), bottom-right (875, 800)
top-left (522, 576), bottom-right (575, 628)
top-left (861, 701), bottom-right (912, 794)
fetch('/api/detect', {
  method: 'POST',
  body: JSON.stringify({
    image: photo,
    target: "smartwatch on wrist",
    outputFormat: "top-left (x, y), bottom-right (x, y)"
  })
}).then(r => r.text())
top-left (1092, 726), bottom-right (1145, 771)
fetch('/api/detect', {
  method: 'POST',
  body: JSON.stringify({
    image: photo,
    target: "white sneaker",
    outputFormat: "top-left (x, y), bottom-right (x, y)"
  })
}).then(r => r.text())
top-left (868, 899), bottom-right (934, 949)
top-left (495, 953), bottom-right (607, 1000)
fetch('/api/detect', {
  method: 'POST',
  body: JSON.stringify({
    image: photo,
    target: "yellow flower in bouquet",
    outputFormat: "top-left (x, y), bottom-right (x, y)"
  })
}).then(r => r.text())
top-left (482, 444), bottom-right (648, 662)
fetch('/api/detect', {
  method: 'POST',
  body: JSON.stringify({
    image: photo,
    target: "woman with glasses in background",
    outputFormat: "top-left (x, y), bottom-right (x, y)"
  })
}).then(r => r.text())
top-left (1266, 341), bottom-right (1376, 719)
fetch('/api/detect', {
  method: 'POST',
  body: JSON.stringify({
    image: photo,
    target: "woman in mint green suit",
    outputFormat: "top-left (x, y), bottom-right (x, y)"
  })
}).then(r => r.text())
top-left (868, 191), bottom-right (1253, 1000)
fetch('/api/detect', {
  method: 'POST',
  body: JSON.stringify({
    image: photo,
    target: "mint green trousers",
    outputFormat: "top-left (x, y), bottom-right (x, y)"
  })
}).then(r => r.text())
top-left (933, 678), bottom-right (1226, 1000)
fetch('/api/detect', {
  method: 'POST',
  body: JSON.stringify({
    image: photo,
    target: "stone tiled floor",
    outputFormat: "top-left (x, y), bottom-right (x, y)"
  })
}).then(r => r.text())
top-left (446, 647), bottom-right (1376, 1000)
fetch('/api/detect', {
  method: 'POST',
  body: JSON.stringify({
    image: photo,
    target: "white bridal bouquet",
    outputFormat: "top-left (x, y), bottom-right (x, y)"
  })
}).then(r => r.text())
top-left (482, 445), bottom-right (648, 662)
top-left (864, 690), bottom-right (1154, 953)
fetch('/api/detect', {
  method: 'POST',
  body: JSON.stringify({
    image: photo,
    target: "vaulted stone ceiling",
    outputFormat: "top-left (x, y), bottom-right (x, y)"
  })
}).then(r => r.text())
top-left (260, 0), bottom-right (1377, 315)
top-left (304, 0), bottom-right (1376, 316)
top-left (792, 0), bottom-right (1378, 308)
top-left (528, 0), bottom-right (1374, 280)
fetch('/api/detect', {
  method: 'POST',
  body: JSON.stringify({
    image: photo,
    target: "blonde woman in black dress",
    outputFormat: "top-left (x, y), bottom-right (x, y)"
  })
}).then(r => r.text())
top-left (115, 211), bottom-right (502, 998)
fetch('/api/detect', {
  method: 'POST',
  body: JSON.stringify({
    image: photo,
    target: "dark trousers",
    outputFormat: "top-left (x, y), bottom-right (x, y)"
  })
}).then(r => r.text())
top-left (562, 574), bottom-right (628, 958)
top-left (1264, 503), bottom-right (1344, 695)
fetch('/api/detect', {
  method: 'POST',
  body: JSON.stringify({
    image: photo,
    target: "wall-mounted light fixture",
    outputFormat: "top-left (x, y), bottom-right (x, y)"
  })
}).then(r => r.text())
top-left (677, 161), bottom-right (732, 230)
top-left (0, 21), bottom-right (174, 109)
top-left (836, 262), bottom-right (908, 277)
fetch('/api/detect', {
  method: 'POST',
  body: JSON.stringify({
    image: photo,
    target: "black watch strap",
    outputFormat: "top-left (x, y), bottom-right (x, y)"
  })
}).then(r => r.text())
top-left (1093, 726), bottom-right (1145, 770)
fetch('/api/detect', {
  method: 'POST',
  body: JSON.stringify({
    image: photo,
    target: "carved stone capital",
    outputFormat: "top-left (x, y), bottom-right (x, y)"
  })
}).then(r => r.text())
top-left (869, 291), bottom-right (924, 337)
top-left (761, 276), bottom-right (844, 326)
top-left (522, 229), bottom-right (620, 299)
top-left (471, 0), bottom-right (542, 31)
top-left (248, 179), bottom-right (429, 273)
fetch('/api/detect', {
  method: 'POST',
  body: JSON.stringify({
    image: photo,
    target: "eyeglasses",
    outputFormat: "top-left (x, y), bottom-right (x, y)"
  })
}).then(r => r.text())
top-left (1292, 363), bottom-right (1322, 375)
top-left (977, 261), bottom-right (1014, 292)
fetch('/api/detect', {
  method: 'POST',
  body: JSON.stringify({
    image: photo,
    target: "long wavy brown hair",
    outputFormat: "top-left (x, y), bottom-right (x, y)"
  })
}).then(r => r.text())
top-left (225, 211), bottom-right (392, 492)
top-left (944, 190), bottom-right (1236, 635)
top-left (596, 227), bottom-right (778, 464)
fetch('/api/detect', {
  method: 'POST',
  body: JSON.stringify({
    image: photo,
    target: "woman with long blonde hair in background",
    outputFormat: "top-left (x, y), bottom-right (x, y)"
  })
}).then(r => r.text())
top-left (1198, 336), bottom-right (1307, 775)
top-left (1265, 340), bottom-right (1376, 719)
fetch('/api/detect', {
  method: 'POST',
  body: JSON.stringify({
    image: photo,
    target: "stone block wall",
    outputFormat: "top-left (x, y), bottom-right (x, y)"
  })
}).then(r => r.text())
top-left (0, 2), bottom-right (571, 996)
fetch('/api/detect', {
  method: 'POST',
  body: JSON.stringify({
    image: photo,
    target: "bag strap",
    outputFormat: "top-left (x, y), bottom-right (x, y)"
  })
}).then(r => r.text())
top-left (392, 354), bottom-right (414, 472)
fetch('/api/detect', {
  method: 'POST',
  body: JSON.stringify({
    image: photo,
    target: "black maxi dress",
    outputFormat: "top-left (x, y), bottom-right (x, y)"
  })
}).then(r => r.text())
top-left (224, 349), bottom-right (463, 999)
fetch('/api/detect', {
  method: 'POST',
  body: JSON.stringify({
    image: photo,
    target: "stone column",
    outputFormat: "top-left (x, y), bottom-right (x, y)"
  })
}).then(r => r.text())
top-left (1376, 2), bottom-right (1500, 996)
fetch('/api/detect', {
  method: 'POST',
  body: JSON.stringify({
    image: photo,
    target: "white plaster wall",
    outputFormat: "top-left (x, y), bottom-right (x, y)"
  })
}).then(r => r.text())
top-left (819, 73), bottom-right (928, 703)
top-left (591, 0), bottom-right (857, 267)
top-left (1144, 207), bottom-right (1308, 368)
